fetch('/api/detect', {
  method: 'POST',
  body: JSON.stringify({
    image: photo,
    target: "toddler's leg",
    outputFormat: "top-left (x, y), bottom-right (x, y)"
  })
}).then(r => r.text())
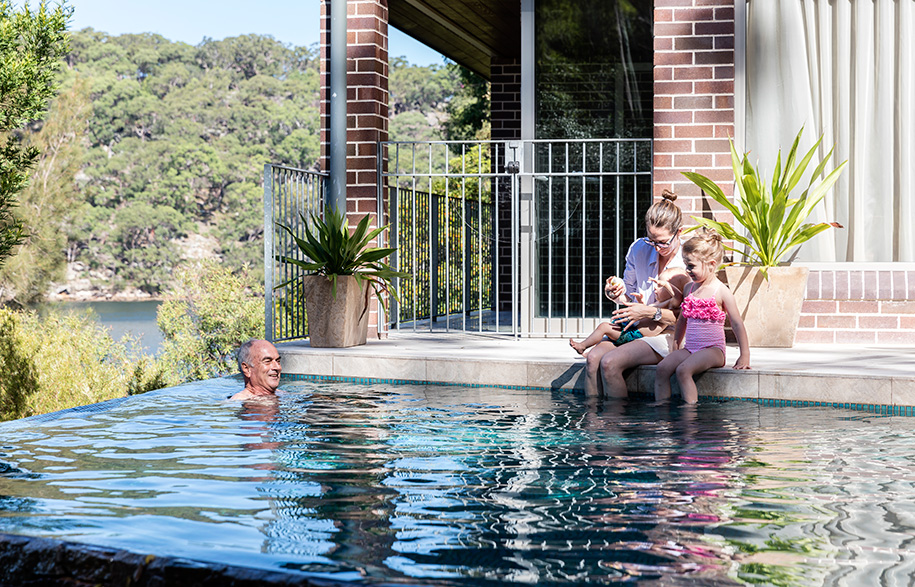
top-left (570, 323), bottom-right (617, 355)
top-left (674, 348), bottom-right (726, 404)
top-left (654, 349), bottom-right (690, 403)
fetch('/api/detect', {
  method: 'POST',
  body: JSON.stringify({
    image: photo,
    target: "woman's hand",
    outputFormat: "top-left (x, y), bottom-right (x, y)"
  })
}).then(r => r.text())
top-left (604, 276), bottom-right (626, 301)
top-left (611, 301), bottom-right (656, 329)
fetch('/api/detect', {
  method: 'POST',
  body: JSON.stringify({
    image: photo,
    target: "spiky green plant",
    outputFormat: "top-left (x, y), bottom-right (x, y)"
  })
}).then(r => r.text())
top-left (683, 127), bottom-right (847, 277)
top-left (276, 207), bottom-right (406, 312)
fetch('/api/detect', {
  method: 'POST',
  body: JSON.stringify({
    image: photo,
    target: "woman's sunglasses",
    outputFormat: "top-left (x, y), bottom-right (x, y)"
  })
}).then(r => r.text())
top-left (643, 234), bottom-right (677, 249)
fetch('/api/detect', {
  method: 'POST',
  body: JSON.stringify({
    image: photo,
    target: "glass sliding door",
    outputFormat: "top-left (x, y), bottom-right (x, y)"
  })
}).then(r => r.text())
top-left (535, 0), bottom-right (653, 140)
top-left (531, 0), bottom-right (653, 329)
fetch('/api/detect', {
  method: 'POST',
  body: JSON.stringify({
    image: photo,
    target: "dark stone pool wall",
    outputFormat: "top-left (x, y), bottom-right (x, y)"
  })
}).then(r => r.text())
top-left (0, 533), bottom-right (354, 587)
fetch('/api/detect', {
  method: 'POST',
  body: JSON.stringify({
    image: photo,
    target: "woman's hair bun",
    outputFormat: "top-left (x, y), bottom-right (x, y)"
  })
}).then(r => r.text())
top-left (661, 189), bottom-right (677, 202)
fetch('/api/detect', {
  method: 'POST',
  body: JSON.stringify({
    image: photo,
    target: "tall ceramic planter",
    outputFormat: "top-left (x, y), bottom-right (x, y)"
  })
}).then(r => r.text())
top-left (723, 266), bottom-right (809, 348)
top-left (302, 274), bottom-right (369, 348)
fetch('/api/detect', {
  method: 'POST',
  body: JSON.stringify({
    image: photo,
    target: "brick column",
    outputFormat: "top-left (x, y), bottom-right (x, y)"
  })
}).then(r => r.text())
top-left (653, 0), bottom-right (735, 226)
top-left (321, 0), bottom-right (389, 336)
top-left (491, 57), bottom-right (521, 312)
top-left (491, 58), bottom-right (521, 141)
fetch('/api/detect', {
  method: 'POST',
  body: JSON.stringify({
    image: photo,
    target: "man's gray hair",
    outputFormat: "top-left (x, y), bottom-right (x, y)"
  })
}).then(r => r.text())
top-left (237, 339), bottom-right (257, 373)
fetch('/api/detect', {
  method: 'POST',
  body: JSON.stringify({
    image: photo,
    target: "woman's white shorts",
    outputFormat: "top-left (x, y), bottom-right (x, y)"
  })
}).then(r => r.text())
top-left (640, 333), bottom-right (673, 358)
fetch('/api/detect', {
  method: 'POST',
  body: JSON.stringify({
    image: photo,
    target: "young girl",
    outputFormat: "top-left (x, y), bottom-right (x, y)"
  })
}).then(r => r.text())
top-left (570, 268), bottom-right (689, 355)
top-left (654, 228), bottom-right (750, 404)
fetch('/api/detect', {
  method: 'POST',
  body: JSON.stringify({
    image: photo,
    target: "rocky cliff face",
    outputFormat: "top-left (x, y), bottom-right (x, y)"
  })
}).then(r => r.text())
top-left (48, 233), bottom-right (220, 301)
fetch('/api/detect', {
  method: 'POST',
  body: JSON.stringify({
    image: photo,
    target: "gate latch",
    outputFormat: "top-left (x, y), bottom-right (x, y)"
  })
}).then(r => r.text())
top-left (505, 161), bottom-right (520, 174)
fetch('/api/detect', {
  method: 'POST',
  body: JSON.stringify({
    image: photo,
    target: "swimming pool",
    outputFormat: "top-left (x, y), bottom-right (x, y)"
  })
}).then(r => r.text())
top-left (1, 376), bottom-right (915, 585)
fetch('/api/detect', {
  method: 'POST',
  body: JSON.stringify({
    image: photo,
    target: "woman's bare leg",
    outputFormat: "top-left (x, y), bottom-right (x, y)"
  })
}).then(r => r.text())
top-left (636, 321), bottom-right (667, 339)
top-left (584, 340), bottom-right (614, 397)
top-left (654, 349), bottom-right (690, 402)
top-left (675, 348), bottom-right (726, 404)
top-left (598, 339), bottom-right (662, 399)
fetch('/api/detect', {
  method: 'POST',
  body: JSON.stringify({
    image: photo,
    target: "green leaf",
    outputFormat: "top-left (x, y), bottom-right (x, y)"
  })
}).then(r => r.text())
top-left (682, 127), bottom-right (846, 270)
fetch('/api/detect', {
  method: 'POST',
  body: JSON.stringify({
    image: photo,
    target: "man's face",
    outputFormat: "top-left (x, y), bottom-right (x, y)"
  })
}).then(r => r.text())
top-left (242, 341), bottom-right (282, 393)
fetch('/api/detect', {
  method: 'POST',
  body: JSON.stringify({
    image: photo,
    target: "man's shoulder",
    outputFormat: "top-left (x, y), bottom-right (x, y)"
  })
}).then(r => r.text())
top-left (229, 388), bottom-right (278, 401)
top-left (229, 389), bottom-right (256, 401)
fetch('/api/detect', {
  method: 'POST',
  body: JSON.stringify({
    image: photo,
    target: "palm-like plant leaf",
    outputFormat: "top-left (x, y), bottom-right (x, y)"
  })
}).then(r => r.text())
top-left (683, 127), bottom-right (846, 274)
top-left (274, 207), bottom-right (408, 313)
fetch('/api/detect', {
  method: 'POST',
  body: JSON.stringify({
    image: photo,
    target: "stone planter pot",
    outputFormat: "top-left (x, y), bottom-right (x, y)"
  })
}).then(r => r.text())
top-left (722, 266), bottom-right (810, 348)
top-left (302, 274), bottom-right (369, 348)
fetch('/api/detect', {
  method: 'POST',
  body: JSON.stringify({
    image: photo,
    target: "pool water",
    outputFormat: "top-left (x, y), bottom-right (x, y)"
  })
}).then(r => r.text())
top-left (2, 377), bottom-right (915, 585)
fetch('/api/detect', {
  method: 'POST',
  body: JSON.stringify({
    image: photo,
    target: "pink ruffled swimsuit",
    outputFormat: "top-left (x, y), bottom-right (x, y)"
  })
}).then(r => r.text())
top-left (680, 286), bottom-right (727, 359)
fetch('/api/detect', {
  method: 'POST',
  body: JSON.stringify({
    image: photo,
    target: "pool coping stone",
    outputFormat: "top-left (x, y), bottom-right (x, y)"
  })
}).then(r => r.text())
top-left (277, 333), bottom-right (915, 411)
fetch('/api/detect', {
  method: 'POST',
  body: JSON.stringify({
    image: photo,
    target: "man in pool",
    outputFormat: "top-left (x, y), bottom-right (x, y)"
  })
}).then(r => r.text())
top-left (230, 339), bottom-right (282, 400)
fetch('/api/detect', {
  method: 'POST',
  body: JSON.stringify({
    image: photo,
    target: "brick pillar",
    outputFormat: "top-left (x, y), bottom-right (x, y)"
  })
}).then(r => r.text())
top-left (321, 0), bottom-right (389, 337)
top-left (653, 1), bottom-right (735, 226)
top-left (491, 57), bottom-right (521, 312)
top-left (491, 58), bottom-right (521, 141)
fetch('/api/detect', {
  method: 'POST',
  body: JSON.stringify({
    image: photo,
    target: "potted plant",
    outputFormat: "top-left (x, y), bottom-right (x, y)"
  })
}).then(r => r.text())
top-left (277, 208), bottom-right (405, 348)
top-left (683, 127), bottom-right (847, 347)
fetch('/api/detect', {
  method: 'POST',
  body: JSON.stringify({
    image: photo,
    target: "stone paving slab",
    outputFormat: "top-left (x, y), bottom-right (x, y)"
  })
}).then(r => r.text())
top-left (277, 333), bottom-right (915, 407)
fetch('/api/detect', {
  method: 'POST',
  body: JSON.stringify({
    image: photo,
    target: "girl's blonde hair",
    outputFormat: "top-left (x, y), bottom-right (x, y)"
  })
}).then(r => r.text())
top-left (682, 227), bottom-right (724, 266)
top-left (644, 189), bottom-right (683, 234)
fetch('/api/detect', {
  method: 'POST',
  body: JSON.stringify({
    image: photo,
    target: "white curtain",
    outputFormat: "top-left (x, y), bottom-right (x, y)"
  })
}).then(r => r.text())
top-left (745, 0), bottom-right (915, 262)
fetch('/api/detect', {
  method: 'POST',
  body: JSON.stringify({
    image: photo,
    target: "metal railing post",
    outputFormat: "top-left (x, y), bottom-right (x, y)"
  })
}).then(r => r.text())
top-left (263, 164), bottom-right (275, 341)
top-left (430, 193), bottom-right (440, 323)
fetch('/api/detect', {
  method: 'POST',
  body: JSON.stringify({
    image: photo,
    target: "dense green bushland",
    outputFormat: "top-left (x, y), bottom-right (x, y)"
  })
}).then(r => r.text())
top-left (157, 260), bottom-right (265, 383)
top-left (0, 261), bottom-right (264, 421)
top-left (61, 30), bottom-right (323, 293)
top-left (0, 307), bottom-right (167, 420)
top-left (1, 28), bottom-right (488, 302)
top-left (0, 22), bottom-right (491, 419)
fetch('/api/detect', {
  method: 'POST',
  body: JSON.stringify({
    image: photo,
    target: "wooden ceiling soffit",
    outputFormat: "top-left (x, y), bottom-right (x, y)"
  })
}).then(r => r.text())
top-left (389, 0), bottom-right (520, 80)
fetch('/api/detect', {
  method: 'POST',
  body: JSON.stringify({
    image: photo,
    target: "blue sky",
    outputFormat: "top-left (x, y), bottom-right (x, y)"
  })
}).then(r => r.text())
top-left (67, 0), bottom-right (445, 66)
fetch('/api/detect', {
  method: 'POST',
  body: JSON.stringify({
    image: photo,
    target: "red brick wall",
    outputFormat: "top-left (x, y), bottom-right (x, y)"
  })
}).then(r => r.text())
top-left (491, 58), bottom-right (521, 141)
top-left (798, 269), bottom-right (915, 344)
top-left (320, 0), bottom-right (390, 336)
top-left (491, 58), bottom-right (521, 311)
top-left (654, 0), bottom-right (735, 226)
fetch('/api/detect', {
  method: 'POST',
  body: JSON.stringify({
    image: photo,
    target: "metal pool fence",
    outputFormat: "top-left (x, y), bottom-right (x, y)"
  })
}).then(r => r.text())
top-left (382, 141), bottom-right (516, 334)
top-left (381, 138), bottom-right (652, 337)
top-left (264, 138), bottom-right (652, 340)
top-left (263, 163), bottom-right (325, 342)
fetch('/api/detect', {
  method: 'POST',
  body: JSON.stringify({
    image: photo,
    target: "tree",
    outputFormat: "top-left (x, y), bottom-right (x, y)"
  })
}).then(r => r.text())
top-left (0, 0), bottom-right (71, 266)
top-left (157, 260), bottom-right (265, 383)
top-left (0, 76), bottom-right (89, 305)
top-left (441, 64), bottom-right (490, 141)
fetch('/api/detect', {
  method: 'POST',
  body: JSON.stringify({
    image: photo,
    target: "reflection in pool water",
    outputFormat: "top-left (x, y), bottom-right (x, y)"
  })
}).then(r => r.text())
top-left (1, 377), bottom-right (914, 585)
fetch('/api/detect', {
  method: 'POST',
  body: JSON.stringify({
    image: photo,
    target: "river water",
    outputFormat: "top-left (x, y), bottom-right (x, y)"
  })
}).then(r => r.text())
top-left (46, 300), bottom-right (163, 355)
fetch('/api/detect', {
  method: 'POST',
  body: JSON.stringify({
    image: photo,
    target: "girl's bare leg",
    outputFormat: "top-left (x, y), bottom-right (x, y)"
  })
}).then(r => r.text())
top-left (570, 323), bottom-right (617, 355)
top-left (674, 348), bottom-right (726, 404)
top-left (654, 349), bottom-right (690, 403)
top-left (584, 340), bottom-right (615, 397)
top-left (598, 339), bottom-right (662, 399)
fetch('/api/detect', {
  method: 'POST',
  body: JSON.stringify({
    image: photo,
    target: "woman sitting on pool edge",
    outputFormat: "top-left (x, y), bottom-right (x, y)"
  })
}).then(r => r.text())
top-left (581, 190), bottom-right (690, 399)
top-left (569, 266), bottom-right (689, 354)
